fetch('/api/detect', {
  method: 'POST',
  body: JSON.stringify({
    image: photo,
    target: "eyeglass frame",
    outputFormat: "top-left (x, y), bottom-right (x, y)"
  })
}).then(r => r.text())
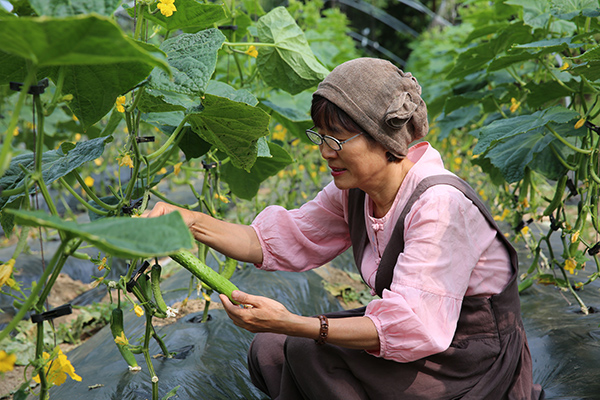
top-left (305, 126), bottom-right (363, 151)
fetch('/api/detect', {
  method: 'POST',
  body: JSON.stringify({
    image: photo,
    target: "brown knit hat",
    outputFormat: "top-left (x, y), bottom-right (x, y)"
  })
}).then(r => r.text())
top-left (313, 58), bottom-right (428, 158)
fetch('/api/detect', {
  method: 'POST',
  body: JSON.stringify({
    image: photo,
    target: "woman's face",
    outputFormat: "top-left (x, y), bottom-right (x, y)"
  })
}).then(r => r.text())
top-left (317, 127), bottom-right (390, 192)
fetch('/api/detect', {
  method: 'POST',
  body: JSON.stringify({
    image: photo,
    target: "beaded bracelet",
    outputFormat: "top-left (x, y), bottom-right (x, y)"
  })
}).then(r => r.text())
top-left (315, 314), bottom-right (329, 345)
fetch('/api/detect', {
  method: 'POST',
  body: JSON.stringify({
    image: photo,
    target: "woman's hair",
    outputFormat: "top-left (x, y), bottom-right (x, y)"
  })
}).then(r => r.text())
top-left (311, 95), bottom-right (401, 162)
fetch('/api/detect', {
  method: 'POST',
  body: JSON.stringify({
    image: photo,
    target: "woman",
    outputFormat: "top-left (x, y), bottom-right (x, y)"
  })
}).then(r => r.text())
top-left (145, 58), bottom-right (543, 399)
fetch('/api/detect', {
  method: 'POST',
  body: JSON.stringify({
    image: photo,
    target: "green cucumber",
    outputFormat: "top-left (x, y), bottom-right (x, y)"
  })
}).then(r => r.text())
top-left (543, 175), bottom-right (567, 216)
top-left (110, 307), bottom-right (139, 369)
top-left (170, 250), bottom-right (239, 302)
top-left (151, 264), bottom-right (168, 314)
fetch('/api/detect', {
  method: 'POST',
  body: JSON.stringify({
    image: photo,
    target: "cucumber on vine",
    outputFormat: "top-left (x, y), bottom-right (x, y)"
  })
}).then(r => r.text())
top-left (151, 263), bottom-right (168, 314)
top-left (170, 250), bottom-right (239, 302)
top-left (110, 307), bottom-right (139, 369)
top-left (543, 175), bottom-right (568, 216)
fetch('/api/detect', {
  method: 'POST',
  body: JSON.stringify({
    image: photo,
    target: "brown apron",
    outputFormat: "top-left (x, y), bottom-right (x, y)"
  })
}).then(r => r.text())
top-left (247, 175), bottom-right (543, 399)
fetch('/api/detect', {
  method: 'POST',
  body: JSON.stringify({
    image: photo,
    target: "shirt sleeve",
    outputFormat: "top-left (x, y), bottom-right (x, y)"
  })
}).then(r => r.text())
top-left (251, 182), bottom-right (352, 272)
top-left (364, 187), bottom-right (496, 363)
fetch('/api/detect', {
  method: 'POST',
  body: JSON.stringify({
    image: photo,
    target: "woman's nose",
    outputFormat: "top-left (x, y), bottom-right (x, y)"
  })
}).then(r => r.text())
top-left (319, 143), bottom-right (337, 159)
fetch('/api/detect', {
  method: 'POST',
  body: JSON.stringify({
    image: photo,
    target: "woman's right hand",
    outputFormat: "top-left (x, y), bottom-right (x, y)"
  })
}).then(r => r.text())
top-left (142, 202), bottom-right (264, 264)
top-left (142, 202), bottom-right (198, 229)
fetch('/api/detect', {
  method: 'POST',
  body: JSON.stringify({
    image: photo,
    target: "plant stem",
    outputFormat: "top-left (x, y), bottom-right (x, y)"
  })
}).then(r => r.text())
top-left (35, 322), bottom-right (49, 400)
top-left (146, 116), bottom-right (189, 161)
top-left (58, 177), bottom-right (110, 216)
top-left (546, 124), bottom-right (592, 155)
top-left (0, 240), bottom-right (69, 342)
top-left (1, 66), bottom-right (36, 176)
top-left (71, 170), bottom-right (119, 210)
top-left (143, 313), bottom-right (159, 400)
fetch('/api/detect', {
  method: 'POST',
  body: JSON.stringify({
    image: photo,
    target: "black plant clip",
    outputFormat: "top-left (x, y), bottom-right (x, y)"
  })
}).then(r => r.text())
top-left (549, 213), bottom-right (561, 231)
top-left (10, 78), bottom-right (49, 95)
top-left (136, 136), bottom-right (155, 143)
top-left (126, 260), bottom-right (151, 293)
top-left (589, 242), bottom-right (600, 256)
top-left (201, 160), bottom-right (220, 170)
top-left (122, 196), bottom-right (145, 215)
top-left (31, 304), bottom-right (72, 323)
top-left (218, 25), bottom-right (238, 31)
top-left (515, 218), bottom-right (534, 233)
top-left (585, 121), bottom-right (600, 135)
top-left (566, 177), bottom-right (578, 197)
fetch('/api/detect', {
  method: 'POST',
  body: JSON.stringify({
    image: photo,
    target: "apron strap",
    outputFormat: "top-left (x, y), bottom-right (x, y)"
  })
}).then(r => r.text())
top-left (348, 175), bottom-right (518, 297)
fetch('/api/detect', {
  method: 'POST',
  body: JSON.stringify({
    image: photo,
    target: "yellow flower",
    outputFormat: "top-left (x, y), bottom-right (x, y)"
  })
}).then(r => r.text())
top-left (118, 154), bottom-right (134, 169)
top-left (158, 167), bottom-right (168, 175)
top-left (33, 347), bottom-right (82, 386)
top-left (298, 164), bottom-right (305, 171)
top-left (214, 193), bottom-right (229, 204)
top-left (0, 351), bottom-right (16, 373)
top-left (134, 305), bottom-right (144, 317)
top-left (319, 164), bottom-right (328, 173)
top-left (494, 208), bottom-right (510, 222)
top-left (0, 259), bottom-right (15, 288)
top-left (12, 127), bottom-right (19, 136)
top-left (272, 124), bottom-right (287, 141)
top-left (173, 162), bottom-right (182, 176)
top-left (202, 292), bottom-right (212, 302)
top-left (72, 114), bottom-right (78, 122)
top-left (453, 157), bottom-right (463, 165)
top-left (97, 257), bottom-right (107, 271)
top-left (157, 0), bottom-right (177, 17)
top-left (115, 96), bottom-right (127, 113)
top-left (571, 231), bottom-right (580, 243)
top-left (510, 98), bottom-right (521, 113)
top-left (564, 258), bottom-right (577, 274)
top-left (520, 225), bottom-right (529, 235)
top-left (84, 176), bottom-right (94, 187)
top-left (575, 117), bottom-right (585, 129)
top-left (560, 62), bottom-right (570, 70)
top-left (90, 277), bottom-right (104, 288)
top-left (245, 45), bottom-right (258, 58)
top-left (74, 133), bottom-right (82, 141)
top-left (94, 157), bottom-right (103, 166)
top-left (114, 331), bottom-right (129, 346)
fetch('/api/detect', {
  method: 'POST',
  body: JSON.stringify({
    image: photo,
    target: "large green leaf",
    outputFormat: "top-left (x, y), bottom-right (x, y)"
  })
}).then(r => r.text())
top-left (473, 106), bottom-right (580, 154)
top-left (29, 0), bottom-right (121, 16)
top-left (221, 141), bottom-right (294, 200)
top-left (52, 58), bottom-right (155, 130)
top-left (6, 210), bottom-right (194, 259)
top-left (141, 0), bottom-right (227, 32)
top-left (435, 106), bottom-right (482, 140)
top-left (206, 80), bottom-right (258, 106)
top-left (505, 0), bottom-right (577, 33)
top-left (0, 14), bottom-right (169, 72)
top-left (569, 45), bottom-right (600, 81)
top-left (447, 22), bottom-right (533, 80)
top-left (488, 36), bottom-right (584, 72)
top-left (472, 107), bottom-right (582, 182)
top-left (550, 0), bottom-right (600, 20)
top-left (186, 93), bottom-right (270, 171)
top-left (148, 29), bottom-right (225, 96)
top-left (256, 7), bottom-right (329, 95)
top-left (0, 136), bottom-right (111, 210)
top-left (0, 37), bottom-right (163, 130)
top-left (260, 90), bottom-right (313, 142)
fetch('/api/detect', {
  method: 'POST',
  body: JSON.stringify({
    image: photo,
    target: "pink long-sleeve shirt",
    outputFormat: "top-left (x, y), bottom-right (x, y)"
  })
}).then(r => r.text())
top-left (251, 142), bottom-right (512, 363)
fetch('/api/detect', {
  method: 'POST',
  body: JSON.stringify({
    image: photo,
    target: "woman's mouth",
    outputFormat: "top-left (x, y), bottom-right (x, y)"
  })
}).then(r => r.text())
top-left (330, 167), bottom-right (346, 177)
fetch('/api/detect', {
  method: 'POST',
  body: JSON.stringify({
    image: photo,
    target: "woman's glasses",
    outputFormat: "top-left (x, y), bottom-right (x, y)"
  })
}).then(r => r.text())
top-left (305, 127), bottom-right (362, 151)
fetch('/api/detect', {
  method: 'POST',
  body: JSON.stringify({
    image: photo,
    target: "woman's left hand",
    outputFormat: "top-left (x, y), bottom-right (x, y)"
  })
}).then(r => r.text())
top-left (219, 290), bottom-right (298, 335)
